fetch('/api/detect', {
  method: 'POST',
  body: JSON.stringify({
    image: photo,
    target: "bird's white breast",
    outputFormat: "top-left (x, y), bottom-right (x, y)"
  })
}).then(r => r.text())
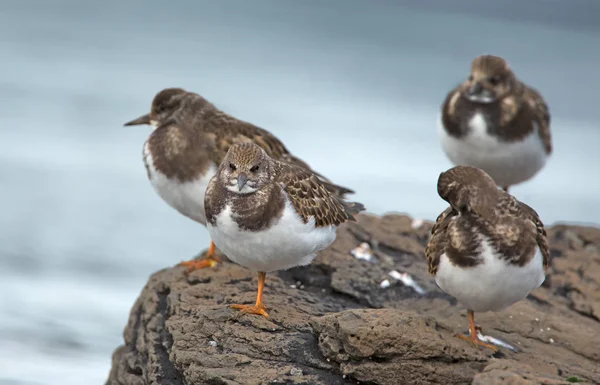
top-left (435, 234), bottom-right (546, 313)
top-left (143, 142), bottom-right (216, 225)
top-left (438, 113), bottom-right (548, 187)
top-left (207, 198), bottom-right (337, 273)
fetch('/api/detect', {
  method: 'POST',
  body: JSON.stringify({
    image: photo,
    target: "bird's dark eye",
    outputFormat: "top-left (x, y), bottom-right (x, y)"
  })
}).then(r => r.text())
top-left (468, 75), bottom-right (474, 81)
top-left (250, 165), bottom-right (259, 172)
top-left (229, 163), bottom-right (237, 171)
top-left (489, 75), bottom-right (502, 85)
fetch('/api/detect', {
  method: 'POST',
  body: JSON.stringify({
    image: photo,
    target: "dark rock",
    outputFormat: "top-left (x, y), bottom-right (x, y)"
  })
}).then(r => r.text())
top-left (106, 214), bottom-right (600, 385)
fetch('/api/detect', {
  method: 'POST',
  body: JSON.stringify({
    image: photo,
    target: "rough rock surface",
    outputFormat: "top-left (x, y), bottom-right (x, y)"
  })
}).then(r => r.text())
top-left (107, 213), bottom-right (600, 385)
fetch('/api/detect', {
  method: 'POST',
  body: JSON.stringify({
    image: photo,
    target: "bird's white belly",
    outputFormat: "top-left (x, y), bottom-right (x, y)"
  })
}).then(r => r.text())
top-left (435, 239), bottom-right (546, 313)
top-left (143, 142), bottom-right (216, 225)
top-left (438, 113), bottom-right (548, 187)
top-left (207, 199), bottom-right (337, 273)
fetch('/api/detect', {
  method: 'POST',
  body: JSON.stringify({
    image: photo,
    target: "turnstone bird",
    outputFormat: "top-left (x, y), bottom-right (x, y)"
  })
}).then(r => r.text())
top-left (439, 55), bottom-right (552, 192)
top-left (124, 88), bottom-right (353, 273)
top-left (425, 165), bottom-right (549, 351)
top-left (204, 142), bottom-right (365, 318)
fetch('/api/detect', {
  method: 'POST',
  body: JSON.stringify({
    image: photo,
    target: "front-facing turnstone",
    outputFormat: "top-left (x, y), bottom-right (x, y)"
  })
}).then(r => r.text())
top-left (426, 165), bottom-right (549, 351)
top-left (204, 142), bottom-right (365, 318)
top-left (124, 88), bottom-right (353, 273)
top-left (439, 55), bottom-right (552, 192)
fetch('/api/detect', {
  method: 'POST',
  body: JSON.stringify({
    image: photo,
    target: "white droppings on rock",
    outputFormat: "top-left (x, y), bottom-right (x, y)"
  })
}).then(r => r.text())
top-left (389, 270), bottom-right (426, 294)
top-left (380, 279), bottom-right (391, 289)
top-left (549, 338), bottom-right (555, 344)
top-left (351, 242), bottom-right (374, 262)
top-left (290, 284), bottom-right (297, 289)
top-left (209, 340), bottom-right (217, 347)
top-left (476, 330), bottom-right (517, 352)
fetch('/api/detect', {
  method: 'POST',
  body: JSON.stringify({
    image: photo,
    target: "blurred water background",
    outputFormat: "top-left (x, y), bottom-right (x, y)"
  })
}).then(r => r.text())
top-left (1, 1), bottom-right (599, 384)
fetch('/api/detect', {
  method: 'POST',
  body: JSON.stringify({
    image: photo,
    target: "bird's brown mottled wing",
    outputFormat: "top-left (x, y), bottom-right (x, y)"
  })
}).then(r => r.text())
top-left (425, 207), bottom-right (455, 276)
top-left (524, 86), bottom-right (552, 154)
top-left (518, 201), bottom-right (550, 269)
top-left (281, 153), bottom-right (354, 197)
top-left (274, 162), bottom-right (365, 228)
top-left (440, 86), bottom-right (464, 137)
top-left (492, 194), bottom-right (549, 268)
top-left (199, 110), bottom-right (289, 163)
top-left (202, 110), bottom-right (354, 198)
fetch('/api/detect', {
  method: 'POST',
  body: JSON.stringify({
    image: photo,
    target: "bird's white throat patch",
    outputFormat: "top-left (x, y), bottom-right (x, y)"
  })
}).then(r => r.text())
top-left (467, 113), bottom-right (491, 142)
top-left (226, 182), bottom-right (257, 194)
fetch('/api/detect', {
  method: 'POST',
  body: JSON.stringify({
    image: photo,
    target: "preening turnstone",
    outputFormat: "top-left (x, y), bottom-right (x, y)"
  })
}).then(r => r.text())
top-left (426, 165), bottom-right (549, 351)
top-left (439, 55), bottom-right (552, 192)
top-left (124, 88), bottom-right (354, 273)
top-left (204, 142), bottom-right (365, 318)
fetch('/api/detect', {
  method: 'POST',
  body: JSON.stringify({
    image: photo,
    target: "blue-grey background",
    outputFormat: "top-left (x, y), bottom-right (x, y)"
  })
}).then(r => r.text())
top-left (1, 1), bottom-right (599, 383)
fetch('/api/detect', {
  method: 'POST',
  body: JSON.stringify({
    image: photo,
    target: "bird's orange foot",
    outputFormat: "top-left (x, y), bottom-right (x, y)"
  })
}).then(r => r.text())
top-left (455, 333), bottom-right (498, 352)
top-left (230, 303), bottom-right (269, 319)
top-left (179, 255), bottom-right (221, 274)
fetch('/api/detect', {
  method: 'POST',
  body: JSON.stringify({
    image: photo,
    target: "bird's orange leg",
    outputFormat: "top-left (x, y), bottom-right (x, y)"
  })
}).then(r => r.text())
top-left (179, 241), bottom-right (221, 273)
top-left (230, 271), bottom-right (269, 319)
top-left (455, 310), bottom-right (498, 352)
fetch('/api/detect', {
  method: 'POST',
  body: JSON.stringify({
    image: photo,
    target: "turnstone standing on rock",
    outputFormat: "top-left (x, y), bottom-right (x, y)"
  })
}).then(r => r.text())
top-left (204, 142), bottom-right (365, 318)
top-left (426, 165), bottom-right (549, 351)
top-left (439, 55), bottom-right (552, 192)
top-left (125, 88), bottom-right (354, 273)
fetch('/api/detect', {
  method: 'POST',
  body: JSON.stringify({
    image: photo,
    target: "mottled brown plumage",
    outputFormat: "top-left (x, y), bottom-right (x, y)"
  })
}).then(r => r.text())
top-left (441, 55), bottom-right (552, 154)
top-left (205, 143), bottom-right (364, 231)
top-left (426, 166), bottom-right (549, 276)
top-left (126, 88), bottom-right (353, 197)
top-left (275, 159), bottom-right (364, 227)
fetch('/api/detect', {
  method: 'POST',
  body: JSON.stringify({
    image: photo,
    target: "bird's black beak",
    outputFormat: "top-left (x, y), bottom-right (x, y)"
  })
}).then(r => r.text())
top-left (237, 173), bottom-right (248, 191)
top-left (124, 113), bottom-right (151, 126)
top-left (468, 82), bottom-right (483, 96)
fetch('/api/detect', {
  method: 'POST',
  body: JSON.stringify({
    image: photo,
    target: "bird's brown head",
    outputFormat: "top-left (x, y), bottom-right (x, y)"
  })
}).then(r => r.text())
top-left (437, 166), bottom-right (499, 215)
top-left (460, 55), bottom-right (516, 104)
top-left (218, 142), bottom-right (275, 194)
top-left (123, 88), bottom-right (188, 127)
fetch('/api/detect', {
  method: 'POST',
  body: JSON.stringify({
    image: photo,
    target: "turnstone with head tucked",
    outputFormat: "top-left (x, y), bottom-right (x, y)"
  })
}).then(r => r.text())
top-left (426, 165), bottom-right (549, 351)
top-left (124, 88), bottom-right (354, 272)
top-left (204, 142), bottom-right (365, 318)
top-left (439, 55), bottom-right (552, 192)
